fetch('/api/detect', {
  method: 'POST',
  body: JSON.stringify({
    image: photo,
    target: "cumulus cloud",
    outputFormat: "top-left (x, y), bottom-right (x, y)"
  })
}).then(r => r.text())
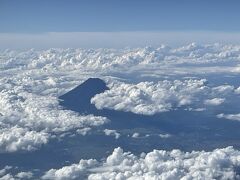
top-left (91, 77), bottom-right (240, 115)
top-left (132, 133), bottom-right (140, 138)
top-left (217, 113), bottom-right (240, 122)
top-left (0, 87), bottom-right (108, 152)
top-left (235, 87), bottom-right (240, 94)
top-left (76, 127), bottom-right (91, 136)
top-left (212, 85), bottom-right (235, 95)
top-left (15, 172), bottom-right (33, 179)
top-left (103, 129), bottom-right (121, 139)
top-left (42, 146), bottom-right (240, 180)
top-left (0, 166), bottom-right (12, 177)
top-left (0, 126), bottom-right (48, 152)
top-left (159, 133), bottom-right (172, 138)
top-left (42, 159), bottom-right (98, 180)
top-left (91, 79), bottom-right (210, 115)
top-left (204, 98), bottom-right (225, 106)
top-left (0, 166), bottom-right (32, 180)
top-left (1, 44), bottom-right (240, 152)
top-left (1, 43), bottom-right (240, 74)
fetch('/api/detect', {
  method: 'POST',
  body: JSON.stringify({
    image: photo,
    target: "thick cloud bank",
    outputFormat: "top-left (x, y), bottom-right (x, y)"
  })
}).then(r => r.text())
top-left (91, 79), bottom-right (239, 115)
top-left (1, 44), bottom-right (240, 152)
top-left (0, 89), bottom-right (107, 152)
top-left (92, 79), bottom-right (208, 115)
top-left (1, 43), bottom-right (240, 73)
top-left (0, 166), bottom-right (33, 180)
top-left (43, 146), bottom-right (240, 180)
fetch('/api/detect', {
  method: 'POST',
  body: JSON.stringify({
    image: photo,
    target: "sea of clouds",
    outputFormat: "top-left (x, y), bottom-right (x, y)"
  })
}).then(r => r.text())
top-left (1, 43), bottom-right (240, 179)
top-left (91, 79), bottom-right (240, 115)
top-left (41, 146), bottom-right (240, 180)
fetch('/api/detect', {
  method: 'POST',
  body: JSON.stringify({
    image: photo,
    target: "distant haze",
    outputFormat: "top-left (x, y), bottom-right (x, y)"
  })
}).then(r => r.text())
top-left (1, 31), bottom-right (240, 50)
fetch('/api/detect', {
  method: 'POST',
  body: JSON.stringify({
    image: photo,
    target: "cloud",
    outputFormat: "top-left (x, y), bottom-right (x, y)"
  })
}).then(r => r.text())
top-left (42, 146), bottom-right (240, 180)
top-left (91, 77), bottom-right (240, 115)
top-left (217, 113), bottom-right (240, 122)
top-left (1, 43), bottom-right (240, 73)
top-left (76, 127), bottom-right (91, 136)
top-left (0, 166), bottom-right (12, 177)
top-left (91, 79), bottom-right (209, 115)
top-left (0, 166), bottom-right (32, 180)
top-left (235, 87), bottom-right (240, 94)
top-left (212, 85), bottom-right (235, 95)
top-left (1, 44), bottom-right (240, 152)
top-left (204, 98), bottom-right (225, 106)
top-left (0, 87), bottom-right (108, 152)
top-left (103, 129), bottom-right (121, 139)
top-left (132, 133), bottom-right (140, 138)
top-left (159, 133), bottom-right (172, 138)
top-left (15, 172), bottom-right (33, 179)
top-left (42, 159), bottom-right (98, 180)
top-left (0, 126), bottom-right (48, 152)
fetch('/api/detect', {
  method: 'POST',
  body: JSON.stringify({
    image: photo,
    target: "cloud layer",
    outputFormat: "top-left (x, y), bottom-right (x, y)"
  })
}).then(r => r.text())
top-left (43, 146), bottom-right (240, 180)
top-left (91, 79), bottom-right (239, 115)
top-left (0, 88), bottom-right (107, 152)
top-left (1, 44), bottom-right (240, 152)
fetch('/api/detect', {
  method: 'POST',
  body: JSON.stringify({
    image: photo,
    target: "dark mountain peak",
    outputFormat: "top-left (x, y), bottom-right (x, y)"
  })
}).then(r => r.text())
top-left (59, 78), bottom-right (109, 112)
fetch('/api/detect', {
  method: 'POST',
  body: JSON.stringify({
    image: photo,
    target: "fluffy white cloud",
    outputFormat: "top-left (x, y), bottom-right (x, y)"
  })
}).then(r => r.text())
top-left (217, 113), bottom-right (240, 122)
top-left (212, 85), bottom-right (235, 95)
top-left (15, 172), bottom-right (33, 179)
top-left (132, 133), bottom-right (140, 138)
top-left (204, 98), bottom-right (225, 106)
top-left (103, 129), bottom-right (121, 139)
top-left (42, 159), bottom-right (98, 180)
top-left (0, 166), bottom-right (32, 180)
top-left (235, 87), bottom-right (240, 94)
top-left (159, 133), bottom-right (172, 138)
top-left (0, 126), bottom-right (48, 152)
top-left (1, 44), bottom-right (240, 75)
top-left (1, 44), bottom-right (240, 152)
top-left (76, 128), bottom-right (91, 136)
top-left (0, 87), bottom-right (108, 152)
top-left (43, 146), bottom-right (240, 180)
top-left (91, 78), bottom-right (240, 115)
top-left (92, 79), bottom-right (209, 115)
top-left (0, 166), bottom-right (11, 177)
top-left (0, 174), bottom-right (14, 180)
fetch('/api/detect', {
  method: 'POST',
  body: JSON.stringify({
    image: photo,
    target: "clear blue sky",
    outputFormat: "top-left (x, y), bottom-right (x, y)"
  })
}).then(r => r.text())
top-left (1, 0), bottom-right (240, 33)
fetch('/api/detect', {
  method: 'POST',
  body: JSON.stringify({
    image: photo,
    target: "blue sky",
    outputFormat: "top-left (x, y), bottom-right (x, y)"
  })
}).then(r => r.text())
top-left (1, 0), bottom-right (240, 32)
top-left (1, 0), bottom-right (240, 49)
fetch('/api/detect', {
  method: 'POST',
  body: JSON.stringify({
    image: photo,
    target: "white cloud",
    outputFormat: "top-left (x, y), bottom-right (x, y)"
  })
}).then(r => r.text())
top-left (76, 127), bottom-right (91, 136)
top-left (204, 98), bottom-right (225, 106)
top-left (42, 146), bottom-right (240, 180)
top-left (159, 133), bottom-right (172, 138)
top-left (91, 79), bottom-right (209, 115)
top-left (15, 172), bottom-right (33, 179)
top-left (1, 44), bottom-right (240, 152)
top-left (217, 113), bottom-right (240, 122)
top-left (91, 77), bottom-right (240, 115)
top-left (0, 126), bottom-right (48, 152)
top-left (0, 166), bottom-right (32, 180)
top-left (0, 88), bottom-right (108, 152)
top-left (103, 129), bottom-right (120, 139)
top-left (235, 87), bottom-right (240, 94)
top-left (132, 133), bottom-right (140, 138)
top-left (0, 166), bottom-right (11, 177)
top-left (0, 174), bottom-right (14, 180)
top-left (212, 85), bottom-right (235, 95)
top-left (42, 159), bottom-right (98, 180)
